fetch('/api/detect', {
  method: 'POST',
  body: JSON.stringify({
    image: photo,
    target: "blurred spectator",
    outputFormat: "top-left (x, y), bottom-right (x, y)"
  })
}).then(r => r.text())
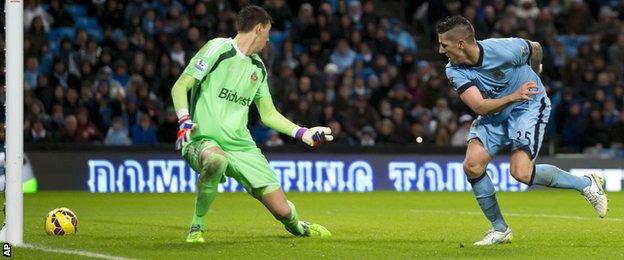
top-left (76, 108), bottom-right (104, 143)
top-left (25, 118), bottom-right (54, 143)
top-left (390, 107), bottom-right (410, 144)
top-left (387, 22), bottom-right (417, 53)
top-left (131, 116), bottom-right (158, 145)
top-left (264, 0), bottom-right (292, 32)
top-left (432, 98), bottom-right (453, 125)
top-left (451, 114), bottom-right (472, 147)
top-left (344, 97), bottom-right (380, 136)
top-left (48, 0), bottom-right (74, 28)
top-left (515, 0), bottom-right (539, 21)
top-left (376, 118), bottom-right (396, 144)
top-left (104, 116), bottom-right (131, 145)
top-left (603, 99), bottom-right (620, 126)
top-left (583, 107), bottom-right (611, 149)
top-left (330, 39), bottom-right (357, 74)
top-left (327, 120), bottom-right (351, 144)
top-left (359, 125), bottom-right (376, 146)
top-left (24, 0), bottom-right (52, 31)
top-left (265, 130), bottom-right (284, 147)
top-left (561, 0), bottom-right (595, 34)
top-left (612, 112), bottom-right (624, 147)
top-left (157, 107), bottom-right (179, 143)
top-left (560, 102), bottom-right (584, 151)
top-left (434, 124), bottom-right (451, 146)
top-left (24, 16), bottom-right (50, 52)
top-left (58, 115), bottom-right (79, 143)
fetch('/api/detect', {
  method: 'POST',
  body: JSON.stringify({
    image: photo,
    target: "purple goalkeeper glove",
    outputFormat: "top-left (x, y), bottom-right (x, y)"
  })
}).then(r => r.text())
top-left (295, 127), bottom-right (334, 147)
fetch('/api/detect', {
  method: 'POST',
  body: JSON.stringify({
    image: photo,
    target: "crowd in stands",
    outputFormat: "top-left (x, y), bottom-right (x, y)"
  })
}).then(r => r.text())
top-left (1, 0), bottom-right (623, 154)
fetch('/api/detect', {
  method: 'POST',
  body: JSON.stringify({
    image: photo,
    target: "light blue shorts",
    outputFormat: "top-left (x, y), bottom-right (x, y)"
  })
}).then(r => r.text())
top-left (468, 97), bottom-right (551, 160)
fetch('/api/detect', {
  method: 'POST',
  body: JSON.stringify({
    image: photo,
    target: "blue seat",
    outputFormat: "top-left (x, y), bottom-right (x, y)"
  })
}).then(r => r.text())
top-left (64, 5), bottom-right (87, 17)
top-left (85, 28), bottom-right (104, 42)
top-left (48, 39), bottom-right (60, 53)
top-left (48, 27), bottom-right (76, 42)
top-left (75, 17), bottom-right (99, 30)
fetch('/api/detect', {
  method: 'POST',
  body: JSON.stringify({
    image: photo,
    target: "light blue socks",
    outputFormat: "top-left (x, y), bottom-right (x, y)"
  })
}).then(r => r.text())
top-left (531, 164), bottom-right (591, 192)
top-left (470, 173), bottom-right (508, 232)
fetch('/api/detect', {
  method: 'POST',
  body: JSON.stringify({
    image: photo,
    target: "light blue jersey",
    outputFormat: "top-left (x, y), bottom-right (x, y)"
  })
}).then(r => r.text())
top-left (445, 38), bottom-right (547, 124)
top-left (445, 38), bottom-right (551, 158)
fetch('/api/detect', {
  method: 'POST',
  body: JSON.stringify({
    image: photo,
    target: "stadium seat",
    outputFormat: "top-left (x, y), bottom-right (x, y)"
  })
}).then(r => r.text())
top-left (85, 28), bottom-right (104, 43)
top-left (48, 40), bottom-right (60, 53)
top-left (75, 17), bottom-right (100, 30)
top-left (65, 5), bottom-right (87, 17)
top-left (48, 27), bottom-right (76, 43)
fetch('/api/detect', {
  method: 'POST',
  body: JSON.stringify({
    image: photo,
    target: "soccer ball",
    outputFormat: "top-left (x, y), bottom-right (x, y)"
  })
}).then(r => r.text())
top-left (44, 207), bottom-right (78, 236)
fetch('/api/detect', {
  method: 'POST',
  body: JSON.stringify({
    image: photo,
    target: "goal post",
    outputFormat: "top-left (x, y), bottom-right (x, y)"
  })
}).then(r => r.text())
top-left (2, 0), bottom-right (24, 245)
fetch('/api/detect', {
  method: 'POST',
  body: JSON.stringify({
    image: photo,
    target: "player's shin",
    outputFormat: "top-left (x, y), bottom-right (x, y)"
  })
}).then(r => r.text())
top-left (530, 164), bottom-right (591, 192)
top-left (469, 173), bottom-right (508, 232)
top-left (282, 200), bottom-right (306, 236)
top-left (191, 153), bottom-right (228, 228)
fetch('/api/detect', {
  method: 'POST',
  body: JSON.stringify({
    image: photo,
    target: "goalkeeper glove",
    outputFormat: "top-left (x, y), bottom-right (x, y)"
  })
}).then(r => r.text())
top-left (295, 127), bottom-right (334, 147)
top-left (175, 114), bottom-right (195, 151)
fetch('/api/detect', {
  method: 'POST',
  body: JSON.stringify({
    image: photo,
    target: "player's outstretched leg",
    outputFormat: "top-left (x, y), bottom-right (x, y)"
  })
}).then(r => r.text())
top-left (258, 187), bottom-right (331, 238)
top-left (186, 147), bottom-right (228, 243)
top-left (530, 164), bottom-right (607, 217)
top-left (509, 148), bottom-right (609, 218)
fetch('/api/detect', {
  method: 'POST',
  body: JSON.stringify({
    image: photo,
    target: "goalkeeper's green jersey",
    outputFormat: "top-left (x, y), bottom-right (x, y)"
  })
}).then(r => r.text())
top-left (182, 37), bottom-right (271, 151)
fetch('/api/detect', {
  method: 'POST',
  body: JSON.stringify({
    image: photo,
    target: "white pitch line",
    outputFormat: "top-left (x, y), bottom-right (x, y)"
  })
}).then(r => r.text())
top-left (19, 243), bottom-right (139, 260)
top-left (412, 209), bottom-right (624, 222)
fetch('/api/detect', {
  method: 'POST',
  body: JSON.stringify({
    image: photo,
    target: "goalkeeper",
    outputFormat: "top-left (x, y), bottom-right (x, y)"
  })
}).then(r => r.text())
top-left (171, 5), bottom-right (333, 243)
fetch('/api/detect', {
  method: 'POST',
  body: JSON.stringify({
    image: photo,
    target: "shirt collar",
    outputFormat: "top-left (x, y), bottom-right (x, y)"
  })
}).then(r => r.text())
top-left (230, 38), bottom-right (248, 59)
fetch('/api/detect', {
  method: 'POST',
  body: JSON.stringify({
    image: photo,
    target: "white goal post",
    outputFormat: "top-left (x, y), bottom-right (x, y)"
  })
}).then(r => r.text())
top-left (1, 0), bottom-right (24, 245)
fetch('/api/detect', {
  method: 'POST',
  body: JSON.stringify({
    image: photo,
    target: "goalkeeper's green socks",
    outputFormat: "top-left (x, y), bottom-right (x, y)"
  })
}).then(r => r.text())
top-left (281, 200), bottom-right (306, 236)
top-left (191, 153), bottom-right (228, 229)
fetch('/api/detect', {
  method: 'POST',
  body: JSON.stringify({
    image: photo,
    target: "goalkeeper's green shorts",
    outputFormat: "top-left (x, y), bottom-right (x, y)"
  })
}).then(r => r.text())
top-left (182, 138), bottom-right (280, 194)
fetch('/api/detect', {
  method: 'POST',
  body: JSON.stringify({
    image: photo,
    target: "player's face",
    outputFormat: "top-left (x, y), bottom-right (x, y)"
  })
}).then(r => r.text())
top-left (438, 32), bottom-right (466, 64)
top-left (253, 23), bottom-right (271, 53)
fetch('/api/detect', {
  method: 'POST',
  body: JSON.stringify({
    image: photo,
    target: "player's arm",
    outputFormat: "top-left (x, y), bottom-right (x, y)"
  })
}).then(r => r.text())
top-left (171, 74), bottom-right (197, 117)
top-left (170, 38), bottom-right (227, 150)
top-left (460, 82), bottom-right (540, 116)
top-left (171, 74), bottom-right (198, 150)
top-left (527, 40), bottom-right (543, 74)
top-left (255, 97), bottom-right (333, 147)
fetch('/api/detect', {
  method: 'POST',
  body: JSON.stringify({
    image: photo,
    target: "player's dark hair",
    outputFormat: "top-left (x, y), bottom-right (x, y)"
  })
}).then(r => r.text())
top-left (236, 5), bottom-right (273, 33)
top-left (436, 16), bottom-right (475, 42)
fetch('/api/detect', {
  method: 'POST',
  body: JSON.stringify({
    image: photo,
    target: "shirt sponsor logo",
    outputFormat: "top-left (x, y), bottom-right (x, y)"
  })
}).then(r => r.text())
top-left (218, 88), bottom-right (252, 107)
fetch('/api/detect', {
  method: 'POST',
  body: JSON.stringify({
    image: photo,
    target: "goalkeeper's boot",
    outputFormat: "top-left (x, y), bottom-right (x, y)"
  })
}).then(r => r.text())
top-left (186, 224), bottom-right (205, 243)
top-left (473, 227), bottom-right (512, 246)
top-left (582, 173), bottom-right (608, 218)
top-left (301, 221), bottom-right (331, 238)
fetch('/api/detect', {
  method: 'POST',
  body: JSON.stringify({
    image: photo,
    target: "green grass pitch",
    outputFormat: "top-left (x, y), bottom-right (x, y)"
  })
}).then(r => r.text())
top-left (4, 191), bottom-right (624, 259)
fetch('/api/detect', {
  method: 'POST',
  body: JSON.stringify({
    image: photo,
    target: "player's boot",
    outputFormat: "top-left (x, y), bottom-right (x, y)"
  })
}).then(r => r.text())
top-left (473, 227), bottom-right (512, 246)
top-left (582, 173), bottom-right (608, 218)
top-left (301, 221), bottom-right (331, 238)
top-left (186, 224), bottom-right (205, 243)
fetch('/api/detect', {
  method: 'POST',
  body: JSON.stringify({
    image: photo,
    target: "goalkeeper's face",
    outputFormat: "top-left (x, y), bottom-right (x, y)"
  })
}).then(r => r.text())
top-left (253, 23), bottom-right (271, 53)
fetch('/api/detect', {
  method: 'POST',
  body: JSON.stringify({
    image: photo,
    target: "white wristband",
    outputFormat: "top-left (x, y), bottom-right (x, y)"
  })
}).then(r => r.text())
top-left (176, 109), bottom-right (190, 120)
